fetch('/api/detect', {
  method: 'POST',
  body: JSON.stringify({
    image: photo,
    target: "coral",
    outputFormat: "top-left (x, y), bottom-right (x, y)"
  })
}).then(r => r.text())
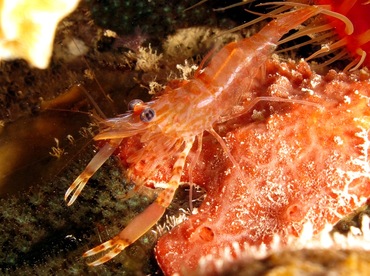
top-left (274, 0), bottom-right (370, 70)
top-left (315, 0), bottom-right (370, 68)
top-left (154, 58), bottom-right (370, 275)
top-left (0, 0), bottom-right (80, 68)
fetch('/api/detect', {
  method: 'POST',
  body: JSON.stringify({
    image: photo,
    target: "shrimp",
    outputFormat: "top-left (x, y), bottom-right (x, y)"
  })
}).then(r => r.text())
top-left (64, 5), bottom-right (334, 266)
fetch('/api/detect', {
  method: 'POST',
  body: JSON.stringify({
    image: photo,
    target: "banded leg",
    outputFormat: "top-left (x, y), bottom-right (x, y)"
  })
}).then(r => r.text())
top-left (84, 137), bottom-right (195, 266)
top-left (65, 138), bottom-right (122, 206)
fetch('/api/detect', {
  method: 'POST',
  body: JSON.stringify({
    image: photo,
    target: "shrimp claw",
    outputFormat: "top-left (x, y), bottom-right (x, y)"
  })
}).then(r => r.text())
top-left (84, 138), bottom-right (194, 265)
top-left (65, 138), bottom-right (122, 206)
top-left (84, 202), bottom-right (166, 265)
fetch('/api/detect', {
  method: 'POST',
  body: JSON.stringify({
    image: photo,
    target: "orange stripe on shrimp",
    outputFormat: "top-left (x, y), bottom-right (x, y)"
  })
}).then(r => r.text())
top-left (64, 4), bottom-right (346, 266)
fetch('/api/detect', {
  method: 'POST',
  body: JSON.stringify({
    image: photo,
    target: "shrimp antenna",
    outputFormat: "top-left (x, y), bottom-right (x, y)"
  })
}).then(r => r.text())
top-left (216, 5), bottom-right (290, 37)
top-left (213, 0), bottom-right (254, 12)
top-left (76, 84), bottom-right (107, 120)
top-left (69, 36), bottom-right (115, 104)
top-left (184, 0), bottom-right (208, 12)
top-left (62, 21), bottom-right (117, 117)
top-left (40, 84), bottom-right (105, 121)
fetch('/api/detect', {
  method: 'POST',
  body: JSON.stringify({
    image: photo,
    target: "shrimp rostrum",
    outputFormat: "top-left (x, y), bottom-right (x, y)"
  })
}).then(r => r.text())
top-left (64, 5), bottom-right (339, 266)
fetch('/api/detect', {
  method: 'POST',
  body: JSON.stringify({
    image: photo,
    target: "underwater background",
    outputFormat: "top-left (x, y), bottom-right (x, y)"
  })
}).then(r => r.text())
top-left (1, 0), bottom-right (370, 275)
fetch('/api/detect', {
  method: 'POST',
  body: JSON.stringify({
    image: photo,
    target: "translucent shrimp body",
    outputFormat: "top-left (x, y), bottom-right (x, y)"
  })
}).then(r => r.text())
top-left (65, 5), bottom-right (325, 266)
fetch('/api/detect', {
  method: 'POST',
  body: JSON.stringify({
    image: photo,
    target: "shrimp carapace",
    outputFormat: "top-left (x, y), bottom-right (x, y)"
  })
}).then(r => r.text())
top-left (66, 5), bottom-right (329, 266)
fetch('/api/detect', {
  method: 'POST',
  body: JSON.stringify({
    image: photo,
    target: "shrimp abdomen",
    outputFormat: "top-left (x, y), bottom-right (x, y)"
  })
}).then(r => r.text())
top-left (197, 6), bottom-right (322, 112)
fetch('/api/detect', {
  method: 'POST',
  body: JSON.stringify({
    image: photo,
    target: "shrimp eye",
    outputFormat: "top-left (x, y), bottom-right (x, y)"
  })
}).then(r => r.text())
top-left (140, 108), bottom-right (155, 122)
top-left (128, 99), bottom-right (144, 111)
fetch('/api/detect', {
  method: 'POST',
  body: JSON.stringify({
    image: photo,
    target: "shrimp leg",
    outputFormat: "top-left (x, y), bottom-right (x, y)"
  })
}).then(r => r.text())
top-left (84, 137), bottom-right (195, 266)
top-left (65, 138), bottom-right (122, 206)
top-left (219, 96), bottom-right (322, 123)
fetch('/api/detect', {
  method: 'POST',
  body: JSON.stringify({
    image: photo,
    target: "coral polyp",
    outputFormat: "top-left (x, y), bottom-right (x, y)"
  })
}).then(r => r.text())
top-left (315, 0), bottom-right (370, 68)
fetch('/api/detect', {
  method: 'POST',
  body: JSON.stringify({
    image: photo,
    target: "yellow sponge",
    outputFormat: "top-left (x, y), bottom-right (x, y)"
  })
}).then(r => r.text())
top-left (0, 0), bottom-right (80, 68)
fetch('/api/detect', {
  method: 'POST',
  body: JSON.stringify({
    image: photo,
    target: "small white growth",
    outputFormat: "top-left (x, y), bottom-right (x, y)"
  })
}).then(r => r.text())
top-left (49, 138), bottom-right (64, 159)
top-left (153, 181), bottom-right (171, 189)
top-left (176, 60), bottom-right (198, 80)
top-left (67, 134), bottom-right (75, 145)
top-left (309, 74), bottom-right (322, 89)
top-left (301, 87), bottom-right (314, 95)
top-left (148, 81), bottom-right (165, 95)
top-left (67, 38), bottom-right (89, 57)
top-left (251, 109), bottom-right (265, 121)
top-left (152, 209), bottom-right (191, 237)
top-left (334, 135), bottom-right (344, 145)
top-left (344, 95), bottom-right (352, 104)
top-left (319, 44), bottom-right (331, 54)
top-left (198, 239), bottom-right (270, 274)
top-left (55, 37), bottom-right (89, 63)
top-left (79, 126), bottom-right (94, 138)
top-left (135, 45), bottom-right (163, 72)
top-left (104, 29), bottom-right (117, 38)
top-left (84, 69), bottom-right (95, 80)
